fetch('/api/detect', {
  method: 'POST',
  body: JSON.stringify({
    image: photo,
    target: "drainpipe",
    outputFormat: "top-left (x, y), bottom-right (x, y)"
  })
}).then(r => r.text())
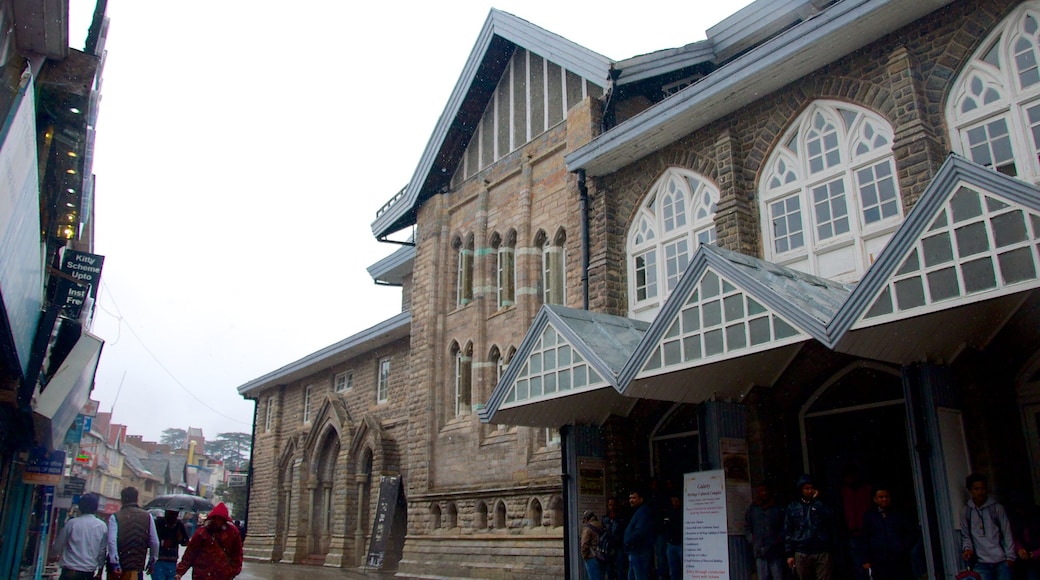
top-left (243, 397), bottom-right (258, 529)
top-left (578, 170), bottom-right (590, 311)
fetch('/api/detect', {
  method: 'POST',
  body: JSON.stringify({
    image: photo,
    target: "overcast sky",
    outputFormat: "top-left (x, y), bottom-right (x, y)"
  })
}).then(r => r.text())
top-left (66, 0), bottom-right (754, 443)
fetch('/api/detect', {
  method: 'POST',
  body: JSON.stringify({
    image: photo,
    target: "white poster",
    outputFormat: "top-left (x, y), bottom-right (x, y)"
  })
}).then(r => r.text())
top-left (684, 469), bottom-right (728, 580)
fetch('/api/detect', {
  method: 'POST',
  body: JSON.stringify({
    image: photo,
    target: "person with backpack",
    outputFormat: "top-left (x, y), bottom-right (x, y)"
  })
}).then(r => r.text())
top-left (582, 511), bottom-right (605, 580)
top-left (601, 497), bottom-right (627, 580)
top-left (960, 473), bottom-right (1015, 580)
top-left (174, 502), bottom-right (242, 580)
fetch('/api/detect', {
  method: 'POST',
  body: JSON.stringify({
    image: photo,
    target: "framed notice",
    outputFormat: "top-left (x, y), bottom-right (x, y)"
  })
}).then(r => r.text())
top-left (684, 470), bottom-right (729, 580)
top-left (577, 457), bottom-right (606, 518)
top-left (720, 438), bottom-right (752, 535)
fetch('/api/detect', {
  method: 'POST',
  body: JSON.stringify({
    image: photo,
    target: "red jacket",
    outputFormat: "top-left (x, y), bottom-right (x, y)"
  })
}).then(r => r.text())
top-left (176, 521), bottom-right (243, 579)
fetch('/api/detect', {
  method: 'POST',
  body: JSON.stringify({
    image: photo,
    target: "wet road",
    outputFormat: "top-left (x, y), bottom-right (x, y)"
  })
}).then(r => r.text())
top-left (181, 560), bottom-right (392, 579)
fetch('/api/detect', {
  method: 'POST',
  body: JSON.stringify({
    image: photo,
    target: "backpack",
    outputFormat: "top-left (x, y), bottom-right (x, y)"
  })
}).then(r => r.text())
top-left (586, 524), bottom-right (608, 561)
top-left (598, 523), bottom-right (615, 560)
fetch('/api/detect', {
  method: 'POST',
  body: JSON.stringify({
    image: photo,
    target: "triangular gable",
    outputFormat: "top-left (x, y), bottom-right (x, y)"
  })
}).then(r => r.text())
top-left (620, 245), bottom-right (849, 387)
top-left (832, 154), bottom-right (1040, 335)
top-left (480, 305), bottom-right (647, 426)
top-left (372, 9), bottom-right (613, 239)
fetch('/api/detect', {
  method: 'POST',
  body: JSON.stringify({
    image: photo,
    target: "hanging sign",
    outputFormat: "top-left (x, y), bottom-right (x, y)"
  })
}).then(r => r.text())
top-left (24, 447), bottom-right (65, 486)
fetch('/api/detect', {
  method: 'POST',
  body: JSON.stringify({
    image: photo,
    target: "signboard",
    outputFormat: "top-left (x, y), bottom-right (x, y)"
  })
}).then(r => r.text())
top-left (684, 470), bottom-right (728, 580)
top-left (64, 414), bottom-right (85, 445)
top-left (366, 475), bottom-right (404, 570)
top-left (24, 447), bottom-right (65, 486)
top-left (720, 438), bottom-right (752, 535)
top-left (64, 476), bottom-right (86, 495)
top-left (58, 249), bottom-right (104, 318)
top-left (577, 457), bottom-right (606, 518)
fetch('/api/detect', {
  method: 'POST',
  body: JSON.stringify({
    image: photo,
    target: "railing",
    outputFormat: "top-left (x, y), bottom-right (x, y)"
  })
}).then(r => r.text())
top-left (375, 186), bottom-right (408, 220)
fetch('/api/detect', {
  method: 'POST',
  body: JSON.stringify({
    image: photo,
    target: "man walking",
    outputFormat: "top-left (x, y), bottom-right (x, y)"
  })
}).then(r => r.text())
top-left (107, 486), bottom-right (159, 579)
top-left (153, 510), bottom-right (189, 580)
top-left (746, 484), bottom-right (785, 580)
top-left (961, 473), bottom-right (1015, 580)
top-left (785, 474), bottom-right (836, 580)
top-left (624, 487), bottom-right (656, 580)
top-left (175, 501), bottom-right (243, 580)
top-left (51, 493), bottom-right (107, 580)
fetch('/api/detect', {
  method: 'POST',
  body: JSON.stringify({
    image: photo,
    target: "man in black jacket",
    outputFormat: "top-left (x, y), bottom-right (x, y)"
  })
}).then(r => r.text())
top-left (785, 474), bottom-right (836, 580)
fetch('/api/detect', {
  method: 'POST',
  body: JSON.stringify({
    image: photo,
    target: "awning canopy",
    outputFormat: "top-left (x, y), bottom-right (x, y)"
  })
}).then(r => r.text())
top-left (32, 330), bottom-right (102, 449)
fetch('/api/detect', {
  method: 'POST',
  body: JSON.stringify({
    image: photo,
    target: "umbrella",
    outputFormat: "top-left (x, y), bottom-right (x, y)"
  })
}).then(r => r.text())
top-left (144, 494), bottom-right (214, 512)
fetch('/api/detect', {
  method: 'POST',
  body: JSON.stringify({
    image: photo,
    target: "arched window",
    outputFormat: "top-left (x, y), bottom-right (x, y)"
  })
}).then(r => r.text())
top-left (947, 2), bottom-right (1040, 184)
top-left (760, 100), bottom-right (902, 282)
top-left (451, 341), bottom-right (472, 416)
top-left (537, 229), bottom-right (567, 305)
top-left (476, 501), bottom-right (489, 530)
top-left (627, 168), bottom-right (718, 320)
top-left (494, 500), bottom-right (507, 529)
top-left (548, 495), bottom-right (564, 527)
top-left (455, 234), bottom-right (474, 307)
top-left (446, 502), bottom-right (459, 528)
top-left (491, 230), bottom-right (516, 309)
top-left (527, 498), bottom-right (543, 528)
top-left (431, 503), bottom-right (442, 530)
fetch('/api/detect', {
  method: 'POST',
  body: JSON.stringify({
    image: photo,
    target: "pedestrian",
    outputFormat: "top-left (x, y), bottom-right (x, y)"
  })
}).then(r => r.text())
top-left (663, 493), bottom-right (683, 580)
top-left (785, 474), bottom-right (836, 580)
top-left (582, 511), bottom-right (605, 580)
top-left (841, 466), bottom-right (873, 578)
top-left (861, 486), bottom-right (915, 580)
top-left (960, 473), bottom-right (1015, 580)
top-left (746, 483), bottom-right (785, 580)
top-left (153, 510), bottom-right (189, 580)
top-left (51, 493), bottom-right (107, 580)
top-left (601, 496), bottom-right (628, 580)
top-left (624, 487), bottom-right (656, 580)
top-left (1008, 492), bottom-right (1040, 580)
top-left (175, 501), bottom-right (243, 580)
top-left (107, 486), bottom-right (159, 580)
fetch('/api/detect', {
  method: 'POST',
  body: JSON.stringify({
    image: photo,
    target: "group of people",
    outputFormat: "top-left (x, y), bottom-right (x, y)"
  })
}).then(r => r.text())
top-left (580, 483), bottom-right (685, 580)
top-left (50, 486), bottom-right (244, 580)
top-left (745, 471), bottom-right (1040, 580)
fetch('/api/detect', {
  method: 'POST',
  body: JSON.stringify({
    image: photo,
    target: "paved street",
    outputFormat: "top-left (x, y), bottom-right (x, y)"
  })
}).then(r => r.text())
top-left (180, 560), bottom-right (392, 579)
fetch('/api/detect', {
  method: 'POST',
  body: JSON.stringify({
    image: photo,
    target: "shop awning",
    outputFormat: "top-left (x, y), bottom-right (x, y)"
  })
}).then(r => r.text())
top-left (32, 330), bottom-right (103, 449)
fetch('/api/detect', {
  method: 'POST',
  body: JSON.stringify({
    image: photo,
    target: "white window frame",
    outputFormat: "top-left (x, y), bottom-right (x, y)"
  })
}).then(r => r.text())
top-left (627, 168), bottom-right (719, 321)
top-left (302, 385), bottom-right (314, 424)
top-left (497, 242), bottom-right (515, 308)
top-left (759, 100), bottom-right (902, 283)
top-left (334, 370), bottom-right (353, 393)
top-left (264, 397), bottom-right (273, 432)
top-left (542, 236), bottom-right (566, 305)
top-left (377, 357), bottom-right (390, 403)
top-left (947, 1), bottom-right (1040, 186)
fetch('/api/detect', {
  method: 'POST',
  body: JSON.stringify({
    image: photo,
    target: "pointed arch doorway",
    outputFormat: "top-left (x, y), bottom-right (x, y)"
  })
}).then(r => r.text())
top-left (800, 363), bottom-right (919, 561)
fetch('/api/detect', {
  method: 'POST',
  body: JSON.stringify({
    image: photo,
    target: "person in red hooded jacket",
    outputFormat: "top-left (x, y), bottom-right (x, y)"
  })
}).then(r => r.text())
top-left (174, 502), bottom-right (242, 580)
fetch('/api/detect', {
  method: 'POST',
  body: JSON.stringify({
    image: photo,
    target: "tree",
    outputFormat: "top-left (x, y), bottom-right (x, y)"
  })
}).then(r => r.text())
top-left (160, 428), bottom-right (186, 449)
top-left (209, 432), bottom-right (251, 471)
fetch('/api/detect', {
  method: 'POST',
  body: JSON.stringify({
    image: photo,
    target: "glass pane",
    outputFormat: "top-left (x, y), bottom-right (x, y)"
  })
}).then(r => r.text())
top-left (724, 294), bottom-right (745, 322)
top-left (954, 222), bottom-right (990, 258)
top-left (544, 348), bottom-right (557, 371)
top-left (747, 298), bottom-right (766, 316)
top-left (683, 336), bottom-right (702, 360)
top-left (897, 250), bottom-right (921, 276)
top-left (702, 300), bottom-right (722, 327)
top-left (559, 345), bottom-right (572, 366)
top-left (517, 379), bottom-right (529, 401)
top-left (992, 211), bottom-right (1028, 247)
top-left (894, 277), bottom-right (926, 310)
top-left (922, 233), bottom-right (954, 267)
top-left (544, 372), bottom-right (557, 394)
top-left (726, 324), bottom-right (747, 350)
top-left (664, 340), bottom-right (682, 366)
top-left (682, 306), bottom-right (700, 332)
top-left (643, 348), bottom-right (661, 371)
top-left (574, 365), bottom-right (588, 388)
top-left (530, 352), bottom-right (542, 374)
top-left (531, 376), bottom-right (543, 397)
top-left (998, 247), bottom-right (1037, 284)
top-left (774, 317), bottom-right (799, 339)
top-left (665, 319), bottom-right (680, 339)
top-left (749, 317), bottom-right (771, 345)
top-left (704, 329), bottom-right (724, 356)
top-left (962, 257), bottom-right (997, 294)
top-left (865, 287), bottom-right (894, 318)
top-left (701, 271), bottom-right (720, 298)
top-left (926, 267), bottom-right (960, 302)
top-left (559, 369), bottom-right (571, 391)
top-left (950, 187), bottom-right (983, 223)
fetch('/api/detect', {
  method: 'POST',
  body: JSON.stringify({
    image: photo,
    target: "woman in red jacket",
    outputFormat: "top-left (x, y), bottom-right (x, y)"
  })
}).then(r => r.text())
top-left (174, 502), bottom-right (243, 580)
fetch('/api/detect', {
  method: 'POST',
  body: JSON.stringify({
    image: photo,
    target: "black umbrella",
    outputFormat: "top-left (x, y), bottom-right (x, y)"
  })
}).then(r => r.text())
top-left (144, 494), bottom-right (214, 512)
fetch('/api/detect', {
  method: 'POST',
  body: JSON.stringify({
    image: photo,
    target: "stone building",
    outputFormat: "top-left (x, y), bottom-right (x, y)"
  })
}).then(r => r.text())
top-left (480, 0), bottom-right (1040, 578)
top-left (242, 0), bottom-right (1040, 577)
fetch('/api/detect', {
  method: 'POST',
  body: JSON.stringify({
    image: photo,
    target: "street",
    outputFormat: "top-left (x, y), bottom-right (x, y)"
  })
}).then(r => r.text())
top-left (181, 560), bottom-right (392, 579)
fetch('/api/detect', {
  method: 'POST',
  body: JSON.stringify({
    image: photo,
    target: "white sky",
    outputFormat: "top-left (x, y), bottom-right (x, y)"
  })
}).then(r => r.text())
top-left (66, 0), bottom-right (754, 442)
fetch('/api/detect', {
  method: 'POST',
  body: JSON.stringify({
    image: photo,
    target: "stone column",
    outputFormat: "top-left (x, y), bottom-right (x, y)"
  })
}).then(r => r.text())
top-left (354, 473), bottom-right (368, 566)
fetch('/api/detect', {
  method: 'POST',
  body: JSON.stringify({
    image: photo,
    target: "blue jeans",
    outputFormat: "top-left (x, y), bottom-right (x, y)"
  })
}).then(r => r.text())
top-left (152, 560), bottom-right (177, 580)
top-left (975, 561), bottom-right (1012, 580)
top-left (757, 557), bottom-right (785, 580)
top-left (666, 543), bottom-right (683, 580)
top-left (585, 557), bottom-right (604, 580)
top-left (629, 551), bottom-right (653, 580)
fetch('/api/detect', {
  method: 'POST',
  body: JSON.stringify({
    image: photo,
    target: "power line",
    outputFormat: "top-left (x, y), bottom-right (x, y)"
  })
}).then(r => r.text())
top-left (97, 280), bottom-right (249, 426)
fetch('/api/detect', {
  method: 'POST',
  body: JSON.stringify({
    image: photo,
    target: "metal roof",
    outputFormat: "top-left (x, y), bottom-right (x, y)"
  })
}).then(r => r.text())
top-left (371, 9), bottom-right (614, 240)
top-left (566, 0), bottom-right (957, 176)
top-left (236, 311), bottom-right (411, 396)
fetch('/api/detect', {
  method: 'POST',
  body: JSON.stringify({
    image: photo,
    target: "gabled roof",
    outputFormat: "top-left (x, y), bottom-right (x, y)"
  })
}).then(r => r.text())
top-left (479, 305), bottom-right (648, 428)
top-left (371, 9), bottom-right (613, 239)
top-left (566, 0), bottom-right (957, 176)
top-left (618, 245), bottom-right (848, 402)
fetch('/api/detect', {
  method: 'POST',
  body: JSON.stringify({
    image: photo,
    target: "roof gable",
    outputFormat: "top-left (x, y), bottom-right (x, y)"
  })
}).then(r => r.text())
top-left (372, 9), bottom-right (613, 239)
top-left (832, 154), bottom-right (1040, 335)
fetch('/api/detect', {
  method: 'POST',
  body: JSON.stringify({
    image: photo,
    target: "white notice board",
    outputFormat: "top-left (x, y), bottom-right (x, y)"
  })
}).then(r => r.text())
top-left (684, 469), bottom-right (728, 580)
